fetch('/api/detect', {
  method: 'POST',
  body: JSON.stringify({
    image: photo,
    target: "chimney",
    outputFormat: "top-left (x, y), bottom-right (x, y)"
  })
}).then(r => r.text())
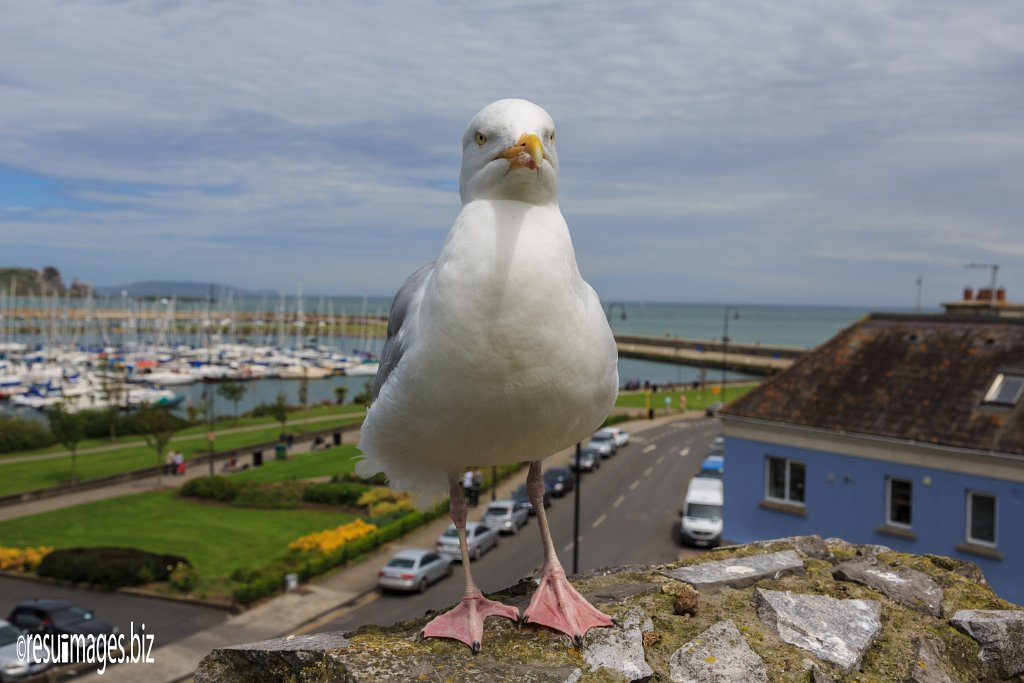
top-left (963, 287), bottom-right (973, 301)
top-left (978, 288), bottom-right (993, 301)
top-left (997, 288), bottom-right (1006, 302)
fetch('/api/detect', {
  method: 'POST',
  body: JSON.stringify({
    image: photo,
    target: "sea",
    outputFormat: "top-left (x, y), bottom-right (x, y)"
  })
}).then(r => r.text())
top-left (1, 300), bottom-right (928, 420)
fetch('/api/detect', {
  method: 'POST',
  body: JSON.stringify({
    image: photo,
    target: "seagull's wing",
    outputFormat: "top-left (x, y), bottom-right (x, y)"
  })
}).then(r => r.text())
top-left (371, 260), bottom-right (435, 401)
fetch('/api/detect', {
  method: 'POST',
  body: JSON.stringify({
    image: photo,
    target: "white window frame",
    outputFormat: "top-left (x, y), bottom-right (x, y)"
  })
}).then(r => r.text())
top-left (765, 456), bottom-right (805, 506)
top-left (966, 490), bottom-right (998, 547)
top-left (984, 373), bottom-right (1024, 406)
top-left (885, 477), bottom-right (913, 528)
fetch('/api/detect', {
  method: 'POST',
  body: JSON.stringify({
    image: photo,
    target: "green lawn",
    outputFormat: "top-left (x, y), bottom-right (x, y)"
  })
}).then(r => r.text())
top-left (615, 384), bottom-right (755, 410)
top-left (0, 491), bottom-right (354, 582)
top-left (0, 416), bottom-right (364, 497)
top-left (229, 445), bottom-right (360, 483)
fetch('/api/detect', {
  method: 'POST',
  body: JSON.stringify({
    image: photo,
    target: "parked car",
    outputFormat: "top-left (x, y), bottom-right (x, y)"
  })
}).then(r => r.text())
top-left (482, 499), bottom-right (530, 534)
top-left (436, 522), bottom-right (499, 561)
top-left (512, 483), bottom-right (550, 514)
top-left (706, 402), bottom-right (724, 417)
top-left (597, 426), bottom-right (631, 448)
top-left (377, 549), bottom-right (452, 593)
top-left (0, 619), bottom-right (47, 682)
top-left (680, 477), bottom-right (724, 547)
top-left (571, 447), bottom-right (601, 473)
top-left (585, 431), bottom-right (617, 457)
top-left (697, 454), bottom-right (724, 479)
top-left (542, 467), bottom-right (575, 497)
top-left (7, 599), bottom-right (117, 640)
top-left (709, 435), bottom-right (725, 456)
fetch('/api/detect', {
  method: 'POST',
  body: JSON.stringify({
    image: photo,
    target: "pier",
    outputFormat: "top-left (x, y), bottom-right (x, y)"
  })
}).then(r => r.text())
top-left (614, 333), bottom-right (803, 376)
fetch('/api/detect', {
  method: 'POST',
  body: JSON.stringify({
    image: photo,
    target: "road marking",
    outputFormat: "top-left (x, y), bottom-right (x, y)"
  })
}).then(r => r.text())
top-left (629, 480), bottom-right (640, 491)
top-left (643, 444), bottom-right (657, 453)
top-left (289, 591), bottom-right (379, 636)
top-left (592, 514), bottom-right (607, 529)
top-left (644, 466), bottom-right (654, 477)
top-left (656, 455), bottom-right (665, 465)
top-left (680, 447), bottom-right (690, 457)
top-left (613, 495), bottom-right (625, 508)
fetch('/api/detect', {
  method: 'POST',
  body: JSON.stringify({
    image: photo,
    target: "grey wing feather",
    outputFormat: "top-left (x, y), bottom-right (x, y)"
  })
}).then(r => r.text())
top-left (371, 261), bottom-right (435, 401)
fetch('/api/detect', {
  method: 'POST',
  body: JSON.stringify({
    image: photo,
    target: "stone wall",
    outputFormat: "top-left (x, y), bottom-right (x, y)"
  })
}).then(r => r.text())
top-left (195, 536), bottom-right (1024, 682)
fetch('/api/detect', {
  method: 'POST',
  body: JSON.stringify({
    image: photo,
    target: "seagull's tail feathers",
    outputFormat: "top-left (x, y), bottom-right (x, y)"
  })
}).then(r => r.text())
top-left (354, 445), bottom-right (449, 512)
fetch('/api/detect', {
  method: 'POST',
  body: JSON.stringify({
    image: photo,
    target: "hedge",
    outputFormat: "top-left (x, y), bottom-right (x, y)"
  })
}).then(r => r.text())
top-left (302, 481), bottom-right (369, 507)
top-left (37, 547), bottom-right (191, 589)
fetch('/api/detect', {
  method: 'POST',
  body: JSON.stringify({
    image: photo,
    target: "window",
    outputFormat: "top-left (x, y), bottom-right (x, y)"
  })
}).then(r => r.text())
top-left (766, 456), bottom-right (805, 505)
top-left (967, 491), bottom-right (997, 546)
top-left (984, 373), bottom-right (1024, 406)
top-left (886, 477), bottom-right (913, 527)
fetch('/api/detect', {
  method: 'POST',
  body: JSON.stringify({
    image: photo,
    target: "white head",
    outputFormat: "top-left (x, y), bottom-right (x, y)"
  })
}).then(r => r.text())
top-left (459, 99), bottom-right (559, 206)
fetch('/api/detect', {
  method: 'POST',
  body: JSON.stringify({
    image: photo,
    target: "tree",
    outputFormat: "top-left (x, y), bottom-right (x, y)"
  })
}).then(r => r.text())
top-left (136, 406), bottom-right (180, 488)
top-left (270, 392), bottom-right (289, 438)
top-left (353, 381), bottom-right (373, 407)
top-left (333, 385), bottom-right (349, 405)
top-left (48, 402), bottom-right (84, 484)
top-left (298, 368), bottom-right (310, 409)
top-left (216, 381), bottom-right (247, 421)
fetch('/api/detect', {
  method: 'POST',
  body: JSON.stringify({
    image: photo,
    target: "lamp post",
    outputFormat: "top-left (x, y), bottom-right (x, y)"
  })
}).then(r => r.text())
top-left (721, 306), bottom-right (740, 393)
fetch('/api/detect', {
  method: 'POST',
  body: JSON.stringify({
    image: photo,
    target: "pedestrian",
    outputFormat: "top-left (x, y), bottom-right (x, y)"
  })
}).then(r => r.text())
top-left (463, 469), bottom-right (477, 507)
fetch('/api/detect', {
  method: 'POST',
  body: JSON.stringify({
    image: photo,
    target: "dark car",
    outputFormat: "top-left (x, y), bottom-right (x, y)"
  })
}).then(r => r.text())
top-left (571, 447), bottom-right (601, 472)
top-left (705, 402), bottom-right (724, 417)
top-left (512, 483), bottom-right (551, 514)
top-left (7, 599), bottom-right (117, 640)
top-left (542, 467), bottom-right (575, 497)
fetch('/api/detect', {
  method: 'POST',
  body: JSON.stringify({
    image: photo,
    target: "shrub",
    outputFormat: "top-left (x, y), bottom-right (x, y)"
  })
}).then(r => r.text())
top-left (0, 545), bottom-right (53, 572)
top-left (233, 482), bottom-right (304, 509)
top-left (169, 562), bottom-right (198, 593)
top-left (0, 415), bottom-right (53, 453)
top-left (231, 566), bottom-right (287, 606)
top-left (180, 476), bottom-right (241, 502)
top-left (37, 547), bottom-right (190, 589)
top-left (302, 482), bottom-right (370, 507)
top-left (335, 471), bottom-right (388, 487)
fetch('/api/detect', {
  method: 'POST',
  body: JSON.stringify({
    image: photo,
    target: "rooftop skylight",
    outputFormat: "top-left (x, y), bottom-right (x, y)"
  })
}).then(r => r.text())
top-left (984, 373), bottom-right (1024, 406)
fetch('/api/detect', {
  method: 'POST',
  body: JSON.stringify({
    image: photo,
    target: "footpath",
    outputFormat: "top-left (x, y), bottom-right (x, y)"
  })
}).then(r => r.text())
top-left (75, 412), bottom-right (697, 683)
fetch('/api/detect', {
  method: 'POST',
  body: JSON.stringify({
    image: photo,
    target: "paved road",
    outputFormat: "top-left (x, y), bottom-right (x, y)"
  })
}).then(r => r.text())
top-left (0, 576), bottom-right (228, 649)
top-left (306, 418), bottom-right (721, 635)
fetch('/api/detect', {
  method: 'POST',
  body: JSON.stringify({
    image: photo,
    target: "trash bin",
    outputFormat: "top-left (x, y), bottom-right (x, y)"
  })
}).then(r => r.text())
top-left (253, 450), bottom-right (263, 467)
top-left (284, 573), bottom-right (299, 592)
top-left (333, 432), bottom-right (341, 446)
top-left (275, 443), bottom-right (287, 460)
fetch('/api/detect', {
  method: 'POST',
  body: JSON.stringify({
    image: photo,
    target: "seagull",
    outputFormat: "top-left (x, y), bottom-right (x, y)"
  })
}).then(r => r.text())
top-left (357, 99), bottom-right (617, 652)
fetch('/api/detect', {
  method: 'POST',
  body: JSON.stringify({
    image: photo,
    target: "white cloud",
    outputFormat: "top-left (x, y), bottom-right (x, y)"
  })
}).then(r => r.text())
top-left (1, 0), bottom-right (1022, 305)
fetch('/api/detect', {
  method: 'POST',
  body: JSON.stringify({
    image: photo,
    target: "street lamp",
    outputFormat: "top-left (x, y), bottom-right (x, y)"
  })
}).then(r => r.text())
top-left (721, 306), bottom-right (740, 393)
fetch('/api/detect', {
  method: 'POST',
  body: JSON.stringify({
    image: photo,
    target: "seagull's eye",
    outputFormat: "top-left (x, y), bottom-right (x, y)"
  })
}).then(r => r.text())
top-left (549, 131), bottom-right (555, 143)
top-left (475, 132), bottom-right (487, 146)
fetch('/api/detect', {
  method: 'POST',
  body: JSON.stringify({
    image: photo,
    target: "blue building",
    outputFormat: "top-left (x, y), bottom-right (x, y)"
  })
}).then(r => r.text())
top-left (721, 312), bottom-right (1024, 605)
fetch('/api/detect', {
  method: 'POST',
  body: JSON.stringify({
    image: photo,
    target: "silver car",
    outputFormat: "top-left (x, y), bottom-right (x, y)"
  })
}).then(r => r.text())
top-left (377, 549), bottom-right (452, 593)
top-left (482, 499), bottom-right (530, 535)
top-left (436, 522), bottom-right (499, 561)
top-left (586, 431), bottom-right (617, 457)
top-left (0, 619), bottom-right (47, 682)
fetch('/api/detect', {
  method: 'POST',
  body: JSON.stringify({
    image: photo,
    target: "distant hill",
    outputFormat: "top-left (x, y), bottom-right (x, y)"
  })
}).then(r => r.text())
top-left (91, 281), bottom-right (276, 300)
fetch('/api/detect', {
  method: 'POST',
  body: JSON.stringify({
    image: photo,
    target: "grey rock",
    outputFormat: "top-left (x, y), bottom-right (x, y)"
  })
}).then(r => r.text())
top-left (905, 636), bottom-right (953, 683)
top-left (663, 550), bottom-right (804, 592)
top-left (950, 609), bottom-right (1024, 678)
top-left (753, 588), bottom-right (882, 673)
top-left (194, 633), bottom-right (352, 683)
top-left (668, 620), bottom-right (768, 683)
top-left (583, 606), bottom-right (654, 682)
top-left (833, 557), bottom-right (943, 616)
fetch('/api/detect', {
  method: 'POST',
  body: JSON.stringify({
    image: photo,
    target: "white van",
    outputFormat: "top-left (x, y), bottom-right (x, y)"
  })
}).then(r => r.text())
top-left (680, 477), bottom-right (724, 547)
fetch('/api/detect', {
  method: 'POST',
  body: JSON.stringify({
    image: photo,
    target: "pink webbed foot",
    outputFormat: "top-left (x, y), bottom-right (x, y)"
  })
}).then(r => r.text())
top-left (522, 567), bottom-right (613, 646)
top-left (420, 590), bottom-right (519, 653)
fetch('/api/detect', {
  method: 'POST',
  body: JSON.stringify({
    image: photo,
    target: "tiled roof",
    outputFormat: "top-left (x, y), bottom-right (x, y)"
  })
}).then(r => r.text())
top-left (723, 314), bottom-right (1024, 455)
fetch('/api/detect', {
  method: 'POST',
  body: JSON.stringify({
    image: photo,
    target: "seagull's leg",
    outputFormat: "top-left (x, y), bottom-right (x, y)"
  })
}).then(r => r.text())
top-left (522, 461), bottom-right (613, 646)
top-left (420, 476), bottom-right (518, 653)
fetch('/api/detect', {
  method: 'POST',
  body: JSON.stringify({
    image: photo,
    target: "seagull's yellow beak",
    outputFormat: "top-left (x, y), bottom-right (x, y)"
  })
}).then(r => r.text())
top-left (500, 133), bottom-right (544, 170)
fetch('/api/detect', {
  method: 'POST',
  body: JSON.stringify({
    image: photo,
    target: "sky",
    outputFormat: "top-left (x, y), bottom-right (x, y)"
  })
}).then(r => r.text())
top-left (1, 0), bottom-right (1022, 307)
